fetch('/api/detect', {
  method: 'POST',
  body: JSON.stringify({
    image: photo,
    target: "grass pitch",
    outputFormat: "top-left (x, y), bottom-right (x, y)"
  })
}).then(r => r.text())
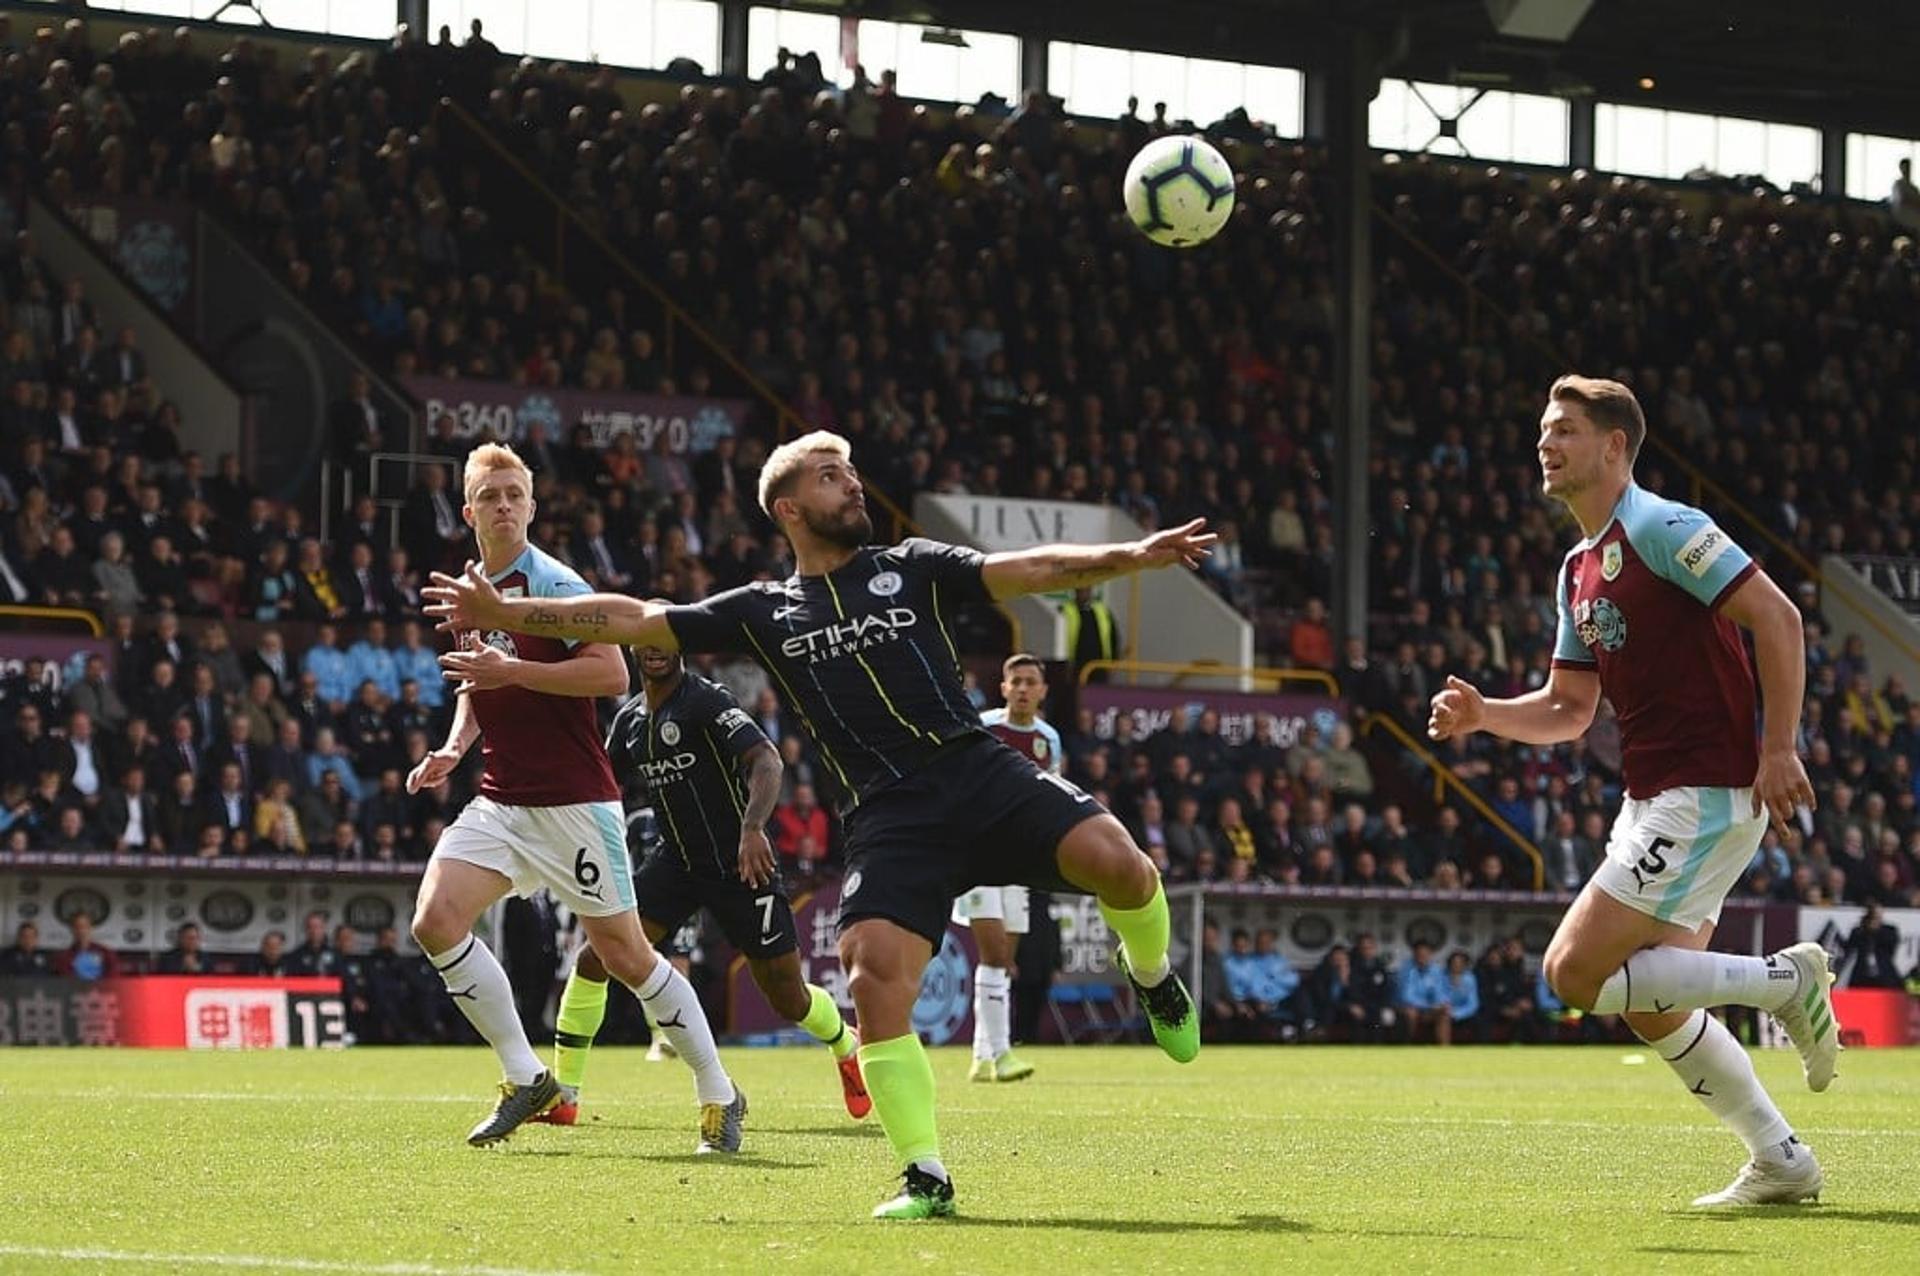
top-left (3, 1045), bottom-right (1918, 1275)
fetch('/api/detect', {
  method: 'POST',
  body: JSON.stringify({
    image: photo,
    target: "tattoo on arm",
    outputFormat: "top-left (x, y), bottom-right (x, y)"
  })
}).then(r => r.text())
top-left (741, 747), bottom-right (781, 832)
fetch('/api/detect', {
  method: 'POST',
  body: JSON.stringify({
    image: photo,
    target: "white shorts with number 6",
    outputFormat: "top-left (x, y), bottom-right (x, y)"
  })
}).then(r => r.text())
top-left (1589, 785), bottom-right (1766, 932)
top-left (952, 884), bottom-right (1031, 934)
top-left (431, 795), bottom-right (635, 918)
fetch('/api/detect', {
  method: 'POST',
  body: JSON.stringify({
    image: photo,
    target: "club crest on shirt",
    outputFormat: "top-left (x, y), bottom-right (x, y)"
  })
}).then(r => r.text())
top-left (1033, 736), bottom-right (1049, 760)
top-left (1574, 597), bottom-right (1628, 653)
top-left (868, 570), bottom-right (903, 597)
top-left (659, 720), bottom-right (681, 746)
top-left (1601, 541), bottom-right (1623, 581)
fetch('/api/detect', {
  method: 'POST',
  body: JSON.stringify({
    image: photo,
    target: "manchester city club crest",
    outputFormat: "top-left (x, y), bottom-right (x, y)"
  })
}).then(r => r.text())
top-left (659, 720), bottom-right (681, 746)
top-left (868, 570), bottom-right (903, 597)
top-left (1601, 541), bottom-right (1623, 581)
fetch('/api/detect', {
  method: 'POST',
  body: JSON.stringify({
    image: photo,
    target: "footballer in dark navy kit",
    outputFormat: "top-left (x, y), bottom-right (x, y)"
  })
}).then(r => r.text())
top-left (430, 430), bottom-right (1208, 1220)
top-left (529, 640), bottom-right (869, 1127)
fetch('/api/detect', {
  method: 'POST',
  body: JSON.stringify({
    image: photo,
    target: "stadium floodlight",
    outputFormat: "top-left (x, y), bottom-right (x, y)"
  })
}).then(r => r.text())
top-left (1483, 0), bottom-right (1594, 43)
top-left (920, 27), bottom-right (969, 48)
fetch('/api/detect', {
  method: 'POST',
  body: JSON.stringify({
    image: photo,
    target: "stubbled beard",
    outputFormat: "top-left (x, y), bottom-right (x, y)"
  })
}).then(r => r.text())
top-left (801, 505), bottom-right (872, 549)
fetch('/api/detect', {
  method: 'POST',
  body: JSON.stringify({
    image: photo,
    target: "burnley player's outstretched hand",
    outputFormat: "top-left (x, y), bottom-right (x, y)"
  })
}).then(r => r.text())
top-left (406, 746), bottom-right (462, 795)
top-left (423, 562), bottom-right (505, 634)
top-left (1427, 675), bottom-right (1485, 741)
top-left (1135, 518), bottom-right (1218, 571)
top-left (1753, 747), bottom-right (1816, 837)
top-left (439, 641), bottom-right (519, 693)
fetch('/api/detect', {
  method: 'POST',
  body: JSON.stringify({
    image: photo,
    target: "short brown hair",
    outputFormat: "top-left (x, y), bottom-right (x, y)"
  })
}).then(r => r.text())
top-left (1549, 374), bottom-right (1646, 462)
top-left (1003, 653), bottom-right (1044, 679)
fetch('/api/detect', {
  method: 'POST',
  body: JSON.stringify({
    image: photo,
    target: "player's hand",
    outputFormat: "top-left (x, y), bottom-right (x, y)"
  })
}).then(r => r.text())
top-left (406, 746), bottom-right (462, 794)
top-left (424, 561), bottom-right (506, 635)
top-left (1133, 518), bottom-right (1217, 571)
top-left (439, 641), bottom-right (519, 693)
top-left (1753, 747), bottom-right (1816, 837)
top-left (1427, 675), bottom-right (1485, 741)
top-left (738, 827), bottom-right (777, 888)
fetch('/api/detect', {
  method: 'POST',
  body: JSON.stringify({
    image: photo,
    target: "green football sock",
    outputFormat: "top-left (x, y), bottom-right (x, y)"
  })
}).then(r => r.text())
top-left (798, 983), bottom-right (858, 1060)
top-left (1100, 879), bottom-right (1171, 984)
top-left (858, 1033), bottom-right (940, 1167)
top-left (553, 970), bottom-right (608, 1090)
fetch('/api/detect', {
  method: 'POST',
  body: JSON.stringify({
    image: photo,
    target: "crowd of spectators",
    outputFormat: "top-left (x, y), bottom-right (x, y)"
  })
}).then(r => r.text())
top-left (0, 15), bottom-right (1917, 985)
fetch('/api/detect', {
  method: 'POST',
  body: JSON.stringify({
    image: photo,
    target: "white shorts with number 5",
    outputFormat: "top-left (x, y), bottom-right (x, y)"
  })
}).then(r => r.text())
top-left (431, 795), bottom-right (635, 918)
top-left (1589, 785), bottom-right (1766, 932)
top-left (952, 884), bottom-right (1031, 934)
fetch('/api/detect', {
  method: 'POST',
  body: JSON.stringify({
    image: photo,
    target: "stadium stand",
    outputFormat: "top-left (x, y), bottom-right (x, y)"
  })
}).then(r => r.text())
top-left (0, 18), bottom-right (1915, 985)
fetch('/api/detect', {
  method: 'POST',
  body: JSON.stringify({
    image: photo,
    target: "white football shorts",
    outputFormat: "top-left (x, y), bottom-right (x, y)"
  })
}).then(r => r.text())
top-left (951, 884), bottom-right (1031, 934)
top-left (1589, 785), bottom-right (1766, 932)
top-left (431, 795), bottom-right (635, 918)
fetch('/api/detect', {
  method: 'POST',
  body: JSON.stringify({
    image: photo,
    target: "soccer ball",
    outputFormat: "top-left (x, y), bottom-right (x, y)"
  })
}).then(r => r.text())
top-left (1123, 135), bottom-right (1236, 248)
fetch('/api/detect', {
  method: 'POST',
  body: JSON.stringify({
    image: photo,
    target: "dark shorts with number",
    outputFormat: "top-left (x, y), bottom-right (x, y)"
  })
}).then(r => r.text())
top-left (837, 733), bottom-right (1102, 946)
top-left (631, 851), bottom-right (798, 960)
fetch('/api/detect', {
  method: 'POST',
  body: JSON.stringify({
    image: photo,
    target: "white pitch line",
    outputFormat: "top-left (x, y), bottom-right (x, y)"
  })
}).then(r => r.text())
top-left (0, 1245), bottom-right (590, 1276)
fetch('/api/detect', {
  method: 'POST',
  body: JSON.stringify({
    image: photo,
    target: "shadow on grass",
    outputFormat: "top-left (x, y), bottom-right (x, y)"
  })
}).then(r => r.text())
top-left (951, 1214), bottom-right (1311, 1236)
top-left (763, 1124), bottom-right (888, 1139)
top-left (1679, 1208), bottom-right (1920, 1228)
top-left (509, 1148), bottom-right (819, 1171)
top-left (1640, 1246), bottom-right (1753, 1257)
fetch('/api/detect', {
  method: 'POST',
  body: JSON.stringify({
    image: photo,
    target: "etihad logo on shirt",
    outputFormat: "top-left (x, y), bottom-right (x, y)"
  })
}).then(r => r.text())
top-left (779, 608), bottom-right (919, 662)
top-left (1676, 522), bottom-right (1733, 578)
top-left (637, 752), bottom-right (700, 785)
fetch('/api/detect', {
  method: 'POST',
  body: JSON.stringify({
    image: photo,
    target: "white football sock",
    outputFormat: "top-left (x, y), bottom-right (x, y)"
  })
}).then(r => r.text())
top-left (632, 960), bottom-right (734, 1105)
top-left (973, 965), bottom-right (1011, 1061)
top-left (1645, 1010), bottom-right (1794, 1157)
top-left (427, 934), bottom-right (544, 1085)
top-left (1591, 947), bottom-right (1796, 1014)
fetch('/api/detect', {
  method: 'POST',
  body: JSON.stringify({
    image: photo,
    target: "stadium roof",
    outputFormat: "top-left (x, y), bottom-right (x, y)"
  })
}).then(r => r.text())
top-left (893, 0), bottom-right (1920, 138)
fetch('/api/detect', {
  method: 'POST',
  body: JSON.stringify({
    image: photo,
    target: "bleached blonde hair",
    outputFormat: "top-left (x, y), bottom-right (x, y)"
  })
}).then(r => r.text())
top-left (462, 442), bottom-right (533, 504)
top-left (757, 430), bottom-right (851, 519)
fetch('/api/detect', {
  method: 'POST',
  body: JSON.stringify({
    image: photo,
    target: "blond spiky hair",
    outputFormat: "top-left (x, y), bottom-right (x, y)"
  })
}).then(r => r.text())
top-left (757, 430), bottom-right (851, 520)
top-left (462, 442), bottom-right (533, 503)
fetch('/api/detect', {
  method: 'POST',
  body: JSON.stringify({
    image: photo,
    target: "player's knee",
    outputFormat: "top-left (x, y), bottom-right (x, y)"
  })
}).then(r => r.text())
top-left (574, 944), bottom-right (608, 983)
top-left (409, 902), bottom-right (463, 956)
top-left (1542, 949), bottom-right (1599, 1011)
top-left (598, 938), bottom-right (658, 988)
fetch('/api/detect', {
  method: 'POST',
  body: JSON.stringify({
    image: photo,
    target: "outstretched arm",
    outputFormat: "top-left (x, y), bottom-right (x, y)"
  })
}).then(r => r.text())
top-left (980, 518), bottom-right (1216, 601)
top-left (423, 563), bottom-right (678, 649)
top-left (1428, 666), bottom-right (1600, 747)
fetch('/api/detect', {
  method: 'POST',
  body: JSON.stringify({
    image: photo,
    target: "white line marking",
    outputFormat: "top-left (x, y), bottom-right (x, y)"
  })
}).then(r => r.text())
top-left (0, 1245), bottom-right (589, 1276)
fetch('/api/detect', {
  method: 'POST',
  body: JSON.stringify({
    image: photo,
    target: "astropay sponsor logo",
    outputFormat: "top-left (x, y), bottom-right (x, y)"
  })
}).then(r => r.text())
top-left (779, 608), bottom-right (919, 662)
top-left (1676, 523), bottom-right (1733, 578)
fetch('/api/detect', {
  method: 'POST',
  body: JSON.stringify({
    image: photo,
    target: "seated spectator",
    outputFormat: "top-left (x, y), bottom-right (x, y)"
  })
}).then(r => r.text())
top-left (1196, 921), bottom-right (1234, 1040)
top-left (1443, 950), bottom-right (1482, 1043)
top-left (306, 728), bottom-right (365, 801)
top-left (53, 911), bottom-right (119, 980)
top-left (156, 769), bottom-right (203, 853)
top-left (1349, 933), bottom-right (1396, 1043)
top-left (1308, 943), bottom-right (1356, 1039)
top-left (394, 620), bottom-right (445, 709)
top-left (249, 930), bottom-right (290, 977)
top-left (1476, 937), bottom-right (1538, 1043)
top-left (0, 922), bottom-right (51, 976)
top-left (1844, 904), bottom-right (1903, 989)
top-left (347, 617), bottom-right (402, 700)
top-left (771, 782), bottom-right (830, 872)
top-left (1222, 927), bottom-right (1302, 1040)
top-left (304, 623), bottom-right (354, 711)
top-left (1397, 939), bottom-right (1452, 1045)
top-left (255, 777), bottom-right (308, 854)
top-left (156, 922), bottom-right (212, 974)
top-left (286, 911), bottom-right (337, 976)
